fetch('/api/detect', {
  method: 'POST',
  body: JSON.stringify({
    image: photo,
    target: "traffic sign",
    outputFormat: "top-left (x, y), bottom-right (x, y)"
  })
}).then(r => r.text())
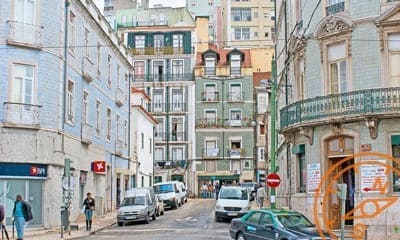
top-left (266, 173), bottom-right (281, 188)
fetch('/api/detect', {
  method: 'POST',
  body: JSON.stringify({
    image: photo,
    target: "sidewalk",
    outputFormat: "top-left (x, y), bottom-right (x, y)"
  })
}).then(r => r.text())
top-left (21, 211), bottom-right (116, 240)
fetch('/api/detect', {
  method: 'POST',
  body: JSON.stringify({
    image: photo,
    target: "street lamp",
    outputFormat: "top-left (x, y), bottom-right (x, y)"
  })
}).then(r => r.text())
top-left (269, 55), bottom-right (277, 209)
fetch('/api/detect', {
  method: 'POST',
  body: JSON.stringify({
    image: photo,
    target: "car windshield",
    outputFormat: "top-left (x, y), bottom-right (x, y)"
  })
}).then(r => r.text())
top-left (219, 188), bottom-right (248, 200)
top-left (276, 214), bottom-right (314, 228)
top-left (153, 184), bottom-right (174, 193)
top-left (121, 196), bottom-right (146, 206)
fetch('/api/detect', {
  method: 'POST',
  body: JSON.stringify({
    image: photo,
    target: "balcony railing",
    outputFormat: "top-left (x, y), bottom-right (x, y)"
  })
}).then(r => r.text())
top-left (6, 20), bottom-right (43, 48)
top-left (115, 88), bottom-right (125, 106)
top-left (117, 20), bottom-right (169, 28)
top-left (280, 87), bottom-right (400, 130)
top-left (130, 46), bottom-right (185, 56)
top-left (171, 131), bottom-right (186, 141)
top-left (133, 73), bottom-right (194, 82)
top-left (203, 148), bottom-right (219, 158)
top-left (156, 160), bottom-right (186, 168)
top-left (82, 57), bottom-right (95, 82)
top-left (196, 118), bottom-right (253, 128)
top-left (81, 123), bottom-right (93, 144)
top-left (202, 92), bottom-right (220, 102)
top-left (3, 102), bottom-right (41, 126)
top-left (228, 148), bottom-right (245, 158)
top-left (227, 92), bottom-right (244, 102)
top-left (147, 103), bottom-right (187, 113)
top-left (326, 1), bottom-right (345, 16)
top-left (154, 132), bottom-right (167, 141)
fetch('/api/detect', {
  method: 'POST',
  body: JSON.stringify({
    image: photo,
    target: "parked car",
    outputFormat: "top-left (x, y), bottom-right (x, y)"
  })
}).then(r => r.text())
top-left (176, 181), bottom-right (188, 204)
top-left (153, 181), bottom-right (181, 209)
top-left (229, 208), bottom-right (335, 240)
top-left (117, 187), bottom-right (157, 226)
top-left (155, 195), bottom-right (165, 216)
top-left (239, 182), bottom-right (258, 199)
top-left (215, 186), bottom-right (253, 222)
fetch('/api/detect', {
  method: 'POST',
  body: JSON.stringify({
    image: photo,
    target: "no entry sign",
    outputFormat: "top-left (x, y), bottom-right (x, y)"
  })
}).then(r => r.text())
top-left (266, 173), bottom-right (281, 188)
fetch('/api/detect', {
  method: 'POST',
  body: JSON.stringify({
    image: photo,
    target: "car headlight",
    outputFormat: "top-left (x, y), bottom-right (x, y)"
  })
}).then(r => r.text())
top-left (138, 209), bottom-right (145, 214)
top-left (215, 204), bottom-right (223, 210)
top-left (242, 206), bottom-right (250, 211)
top-left (117, 210), bottom-right (124, 215)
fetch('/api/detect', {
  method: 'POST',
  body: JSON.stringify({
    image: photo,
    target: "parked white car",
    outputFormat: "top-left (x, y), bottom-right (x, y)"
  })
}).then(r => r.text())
top-left (153, 181), bottom-right (181, 209)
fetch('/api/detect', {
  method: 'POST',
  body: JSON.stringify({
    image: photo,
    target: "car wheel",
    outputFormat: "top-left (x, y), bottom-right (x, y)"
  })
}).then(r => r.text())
top-left (161, 210), bottom-right (164, 215)
top-left (215, 215), bottom-right (221, 222)
top-left (117, 222), bottom-right (123, 227)
top-left (236, 232), bottom-right (246, 240)
top-left (144, 213), bottom-right (150, 224)
top-left (152, 212), bottom-right (156, 220)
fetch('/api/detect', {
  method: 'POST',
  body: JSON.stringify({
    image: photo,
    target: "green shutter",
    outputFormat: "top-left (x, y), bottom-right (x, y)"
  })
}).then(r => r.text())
top-left (127, 33), bottom-right (135, 48)
top-left (392, 135), bottom-right (400, 145)
top-left (183, 32), bottom-right (191, 54)
top-left (292, 144), bottom-right (305, 154)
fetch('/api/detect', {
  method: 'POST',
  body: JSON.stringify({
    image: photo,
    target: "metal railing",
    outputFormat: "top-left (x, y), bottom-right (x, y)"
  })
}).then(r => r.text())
top-left (6, 20), bottom-right (43, 48)
top-left (130, 46), bottom-right (185, 56)
top-left (201, 92), bottom-right (220, 102)
top-left (196, 118), bottom-right (253, 128)
top-left (3, 102), bottom-right (41, 126)
top-left (147, 102), bottom-right (187, 113)
top-left (133, 73), bottom-right (194, 82)
top-left (117, 20), bottom-right (169, 28)
top-left (203, 148), bottom-right (220, 158)
top-left (228, 148), bottom-right (245, 158)
top-left (154, 132), bottom-right (167, 141)
top-left (280, 87), bottom-right (400, 130)
top-left (227, 92), bottom-right (244, 102)
top-left (154, 132), bottom-right (186, 141)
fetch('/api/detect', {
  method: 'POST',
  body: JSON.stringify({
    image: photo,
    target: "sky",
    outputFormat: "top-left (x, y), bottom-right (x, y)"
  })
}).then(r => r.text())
top-left (148, 0), bottom-right (186, 8)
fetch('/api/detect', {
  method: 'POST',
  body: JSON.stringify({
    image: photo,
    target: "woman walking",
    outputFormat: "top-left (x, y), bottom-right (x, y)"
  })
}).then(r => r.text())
top-left (82, 192), bottom-right (95, 231)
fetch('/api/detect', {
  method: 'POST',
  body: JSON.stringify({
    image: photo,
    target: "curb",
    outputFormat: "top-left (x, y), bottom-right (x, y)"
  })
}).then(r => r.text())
top-left (69, 221), bottom-right (116, 239)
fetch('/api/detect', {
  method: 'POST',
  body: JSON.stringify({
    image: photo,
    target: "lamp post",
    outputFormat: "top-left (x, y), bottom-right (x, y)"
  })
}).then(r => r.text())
top-left (269, 56), bottom-right (277, 209)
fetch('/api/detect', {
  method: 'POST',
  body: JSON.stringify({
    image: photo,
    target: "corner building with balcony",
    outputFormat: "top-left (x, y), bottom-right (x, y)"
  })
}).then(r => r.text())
top-left (117, 7), bottom-right (196, 187)
top-left (275, 0), bottom-right (400, 238)
top-left (194, 45), bottom-right (255, 197)
top-left (0, 0), bottom-right (132, 227)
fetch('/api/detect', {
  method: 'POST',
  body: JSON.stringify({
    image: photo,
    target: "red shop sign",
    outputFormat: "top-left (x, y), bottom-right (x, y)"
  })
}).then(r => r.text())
top-left (91, 161), bottom-right (107, 174)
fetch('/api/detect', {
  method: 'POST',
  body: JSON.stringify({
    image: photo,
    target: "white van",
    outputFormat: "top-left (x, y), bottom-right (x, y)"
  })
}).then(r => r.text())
top-left (215, 186), bottom-right (253, 222)
top-left (153, 181), bottom-right (181, 209)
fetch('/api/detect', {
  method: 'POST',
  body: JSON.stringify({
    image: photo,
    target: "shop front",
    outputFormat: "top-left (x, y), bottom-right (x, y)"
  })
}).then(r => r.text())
top-left (197, 175), bottom-right (240, 198)
top-left (0, 162), bottom-right (47, 226)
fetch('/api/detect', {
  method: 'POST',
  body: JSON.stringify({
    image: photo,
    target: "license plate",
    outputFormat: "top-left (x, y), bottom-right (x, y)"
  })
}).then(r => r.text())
top-left (228, 213), bottom-right (238, 216)
top-left (126, 216), bottom-right (137, 219)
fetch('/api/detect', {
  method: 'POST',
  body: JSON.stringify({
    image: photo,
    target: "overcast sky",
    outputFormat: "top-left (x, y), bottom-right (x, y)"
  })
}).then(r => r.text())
top-left (148, 0), bottom-right (186, 8)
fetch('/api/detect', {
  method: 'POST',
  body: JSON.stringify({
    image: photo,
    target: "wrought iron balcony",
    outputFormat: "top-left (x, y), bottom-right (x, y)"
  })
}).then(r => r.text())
top-left (81, 123), bottom-right (93, 144)
top-left (130, 46), bottom-right (184, 56)
top-left (147, 102), bottom-right (187, 113)
top-left (6, 20), bottom-right (43, 48)
top-left (203, 148), bottom-right (219, 158)
top-left (280, 87), bottom-right (400, 131)
top-left (133, 73), bottom-right (194, 82)
top-left (3, 102), bottom-right (41, 127)
top-left (196, 118), bottom-right (253, 128)
top-left (82, 57), bottom-right (95, 82)
top-left (156, 160), bottom-right (186, 168)
top-left (326, 1), bottom-right (344, 16)
top-left (202, 92), bottom-right (220, 102)
top-left (227, 92), bottom-right (244, 102)
top-left (171, 131), bottom-right (186, 141)
top-left (228, 148), bottom-right (245, 158)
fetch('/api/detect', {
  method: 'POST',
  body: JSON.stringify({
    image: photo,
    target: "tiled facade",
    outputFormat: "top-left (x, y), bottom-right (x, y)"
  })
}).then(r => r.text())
top-left (275, 0), bottom-right (400, 237)
top-left (0, 0), bottom-right (132, 228)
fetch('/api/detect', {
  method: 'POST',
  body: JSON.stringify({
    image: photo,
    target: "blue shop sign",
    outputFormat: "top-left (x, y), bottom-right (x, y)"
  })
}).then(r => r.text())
top-left (0, 163), bottom-right (48, 178)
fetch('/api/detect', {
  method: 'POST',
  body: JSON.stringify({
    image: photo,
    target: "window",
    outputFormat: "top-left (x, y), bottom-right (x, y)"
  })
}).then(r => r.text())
top-left (205, 140), bottom-right (218, 157)
top-left (171, 89), bottom-right (183, 111)
top-left (124, 120), bottom-right (128, 144)
top-left (12, 63), bottom-right (34, 104)
top-left (205, 57), bottom-right (216, 75)
top-left (230, 109), bottom-right (242, 121)
top-left (116, 114), bottom-right (120, 141)
top-left (297, 57), bottom-right (305, 99)
top-left (298, 153), bottom-right (306, 192)
top-left (69, 11), bottom-right (75, 52)
top-left (247, 212), bottom-right (262, 225)
top-left (134, 61), bottom-right (145, 81)
top-left (229, 83), bottom-right (242, 101)
top-left (154, 34), bottom-right (164, 53)
top-left (106, 108), bottom-right (111, 140)
top-left (155, 148), bottom-right (164, 162)
top-left (326, 0), bottom-right (345, 16)
top-left (231, 8), bottom-right (251, 22)
top-left (388, 33), bottom-right (400, 87)
top-left (172, 60), bottom-right (184, 80)
top-left (16, 0), bottom-right (36, 24)
top-left (270, 10), bottom-right (275, 20)
top-left (208, 0), bottom-right (213, 6)
top-left (84, 28), bottom-right (90, 58)
top-left (141, 133), bottom-right (144, 149)
top-left (155, 118), bottom-right (164, 141)
top-left (205, 109), bottom-right (217, 125)
top-left (173, 34), bottom-right (183, 53)
top-left (67, 80), bottom-right (74, 122)
top-left (83, 91), bottom-right (89, 124)
top-left (153, 60), bottom-right (164, 81)
top-left (260, 213), bottom-right (273, 225)
top-left (171, 118), bottom-right (184, 141)
top-left (230, 54), bottom-right (241, 75)
top-left (107, 55), bottom-right (112, 87)
top-left (96, 100), bottom-right (101, 135)
top-left (171, 147), bottom-right (184, 161)
top-left (328, 43), bottom-right (347, 94)
top-left (149, 138), bottom-right (152, 153)
top-left (116, 64), bottom-right (120, 88)
top-left (97, 42), bottom-right (101, 75)
top-left (204, 83), bottom-right (217, 101)
top-left (153, 89), bottom-right (163, 112)
top-left (233, 28), bottom-right (250, 40)
top-left (259, 147), bottom-right (265, 161)
top-left (135, 35), bottom-right (145, 53)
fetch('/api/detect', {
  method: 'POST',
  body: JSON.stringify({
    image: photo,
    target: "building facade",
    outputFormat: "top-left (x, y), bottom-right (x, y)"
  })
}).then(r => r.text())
top-left (275, 0), bottom-right (400, 238)
top-left (0, 0), bottom-right (132, 227)
top-left (130, 87), bottom-right (157, 188)
top-left (117, 6), bottom-right (196, 189)
top-left (194, 46), bottom-right (255, 196)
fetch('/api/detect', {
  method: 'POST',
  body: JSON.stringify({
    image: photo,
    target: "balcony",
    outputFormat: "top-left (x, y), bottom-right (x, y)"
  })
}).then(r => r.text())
top-left (3, 102), bottom-right (41, 127)
top-left (156, 160), bottom-right (186, 169)
top-left (280, 87), bottom-right (400, 132)
top-left (115, 139), bottom-right (126, 156)
top-left (202, 92), bottom-right (220, 102)
top-left (196, 118), bottom-right (223, 128)
top-left (130, 46), bottom-right (184, 56)
top-left (228, 148), bottom-right (245, 159)
top-left (82, 57), bottom-right (95, 82)
top-left (115, 88), bottom-right (125, 106)
top-left (6, 20), bottom-right (43, 49)
top-left (227, 92), bottom-right (244, 102)
top-left (132, 73), bottom-right (194, 82)
top-left (147, 103), bottom-right (187, 113)
top-left (203, 148), bottom-right (219, 158)
top-left (326, 1), bottom-right (344, 16)
top-left (171, 131), bottom-right (185, 141)
top-left (81, 123), bottom-right (93, 144)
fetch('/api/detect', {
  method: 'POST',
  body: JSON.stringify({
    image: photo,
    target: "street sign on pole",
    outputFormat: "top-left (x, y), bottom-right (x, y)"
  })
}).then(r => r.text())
top-left (266, 173), bottom-right (281, 188)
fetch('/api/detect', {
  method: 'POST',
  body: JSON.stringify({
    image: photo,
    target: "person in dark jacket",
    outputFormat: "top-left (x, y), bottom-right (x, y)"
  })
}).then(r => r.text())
top-left (0, 204), bottom-right (4, 223)
top-left (82, 192), bottom-right (95, 231)
top-left (12, 195), bottom-right (28, 240)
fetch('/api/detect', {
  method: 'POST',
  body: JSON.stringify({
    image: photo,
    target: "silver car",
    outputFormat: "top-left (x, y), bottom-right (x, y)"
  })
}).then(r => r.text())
top-left (117, 194), bottom-right (156, 226)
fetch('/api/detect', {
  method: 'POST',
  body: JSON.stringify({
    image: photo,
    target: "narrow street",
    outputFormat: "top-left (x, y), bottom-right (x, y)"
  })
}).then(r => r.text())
top-left (77, 199), bottom-right (232, 240)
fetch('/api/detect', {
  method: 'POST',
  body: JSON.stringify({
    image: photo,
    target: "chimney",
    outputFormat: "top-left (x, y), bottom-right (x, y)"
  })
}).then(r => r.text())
top-left (195, 16), bottom-right (210, 53)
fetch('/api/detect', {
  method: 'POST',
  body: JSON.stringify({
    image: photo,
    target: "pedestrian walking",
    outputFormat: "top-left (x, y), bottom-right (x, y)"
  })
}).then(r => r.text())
top-left (12, 194), bottom-right (32, 240)
top-left (256, 183), bottom-right (267, 209)
top-left (215, 182), bottom-right (220, 200)
top-left (82, 192), bottom-right (95, 231)
top-left (1, 203), bottom-right (9, 240)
